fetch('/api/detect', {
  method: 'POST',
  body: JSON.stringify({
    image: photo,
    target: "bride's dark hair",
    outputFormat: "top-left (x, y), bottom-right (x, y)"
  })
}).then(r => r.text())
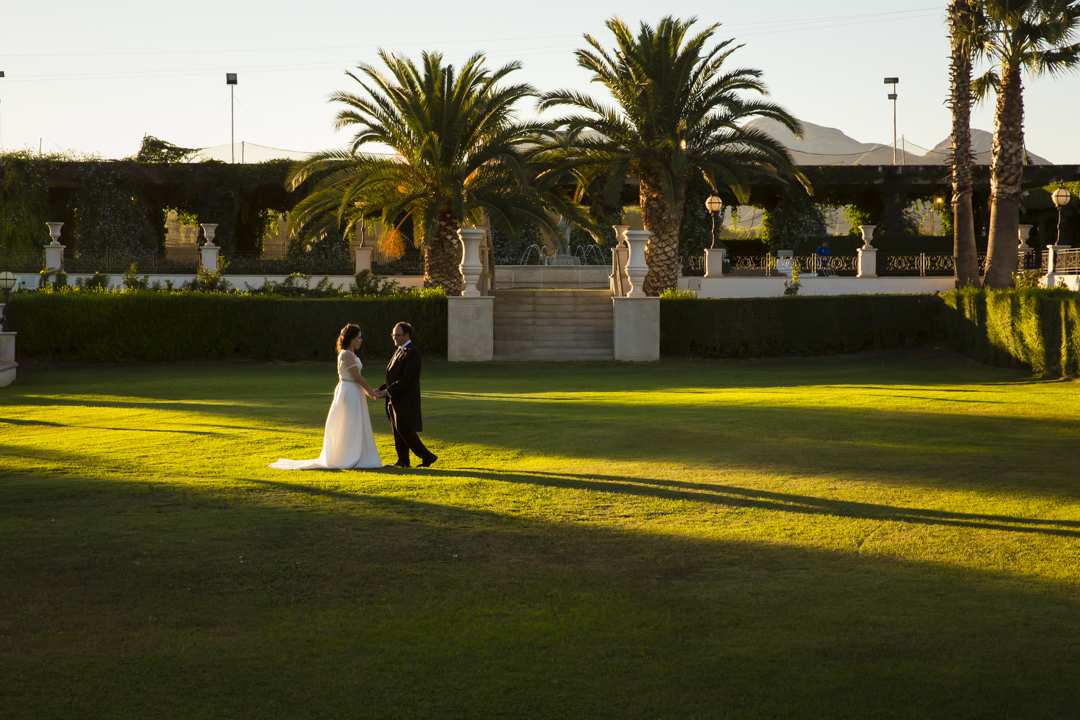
top-left (336, 324), bottom-right (361, 352)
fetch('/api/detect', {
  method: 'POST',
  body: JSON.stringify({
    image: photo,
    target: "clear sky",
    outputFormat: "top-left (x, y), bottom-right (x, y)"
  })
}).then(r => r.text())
top-left (2, 0), bottom-right (1078, 163)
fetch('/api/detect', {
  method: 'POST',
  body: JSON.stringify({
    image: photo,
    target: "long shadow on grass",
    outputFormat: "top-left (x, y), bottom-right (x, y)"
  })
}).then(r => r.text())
top-left (435, 468), bottom-right (1080, 538)
top-left (424, 398), bottom-right (1080, 499)
top-left (7, 474), bottom-right (1078, 719)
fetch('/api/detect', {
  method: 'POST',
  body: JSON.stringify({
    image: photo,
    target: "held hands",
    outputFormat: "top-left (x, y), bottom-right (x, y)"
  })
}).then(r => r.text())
top-left (369, 388), bottom-right (388, 399)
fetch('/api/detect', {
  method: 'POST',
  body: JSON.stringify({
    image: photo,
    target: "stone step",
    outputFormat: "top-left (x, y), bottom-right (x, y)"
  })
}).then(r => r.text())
top-left (493, 312), bottom-right (613, 322)
top-left (494, 350), bottom-right (614, 361)
top-left (495, 340), bottom-right (614, 351)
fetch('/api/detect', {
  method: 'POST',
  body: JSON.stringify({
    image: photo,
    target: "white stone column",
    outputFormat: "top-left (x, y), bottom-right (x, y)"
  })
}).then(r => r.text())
top-left (624, 230), bottom-right (651, 298)
top-left (0, 329), bottom-right (17, 388)
top-left (458, 228), bottom-right (485, 297)
top-left (447, 296), bottom-right (494, 361)
top-left (857, 224), bottom-right (878, 278)
top-left (613, 297), bottom-right (659, 361)
top-left (704, 248), bottom-right (726, 277)
top-left (351, 243), bottom-right (372, 274)
top-left (200, 223), bottom-right (220, 273)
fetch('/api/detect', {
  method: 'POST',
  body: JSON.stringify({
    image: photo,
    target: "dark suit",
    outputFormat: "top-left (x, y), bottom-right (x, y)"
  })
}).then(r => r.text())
top-left (378, 341), bottom-right (435, 466)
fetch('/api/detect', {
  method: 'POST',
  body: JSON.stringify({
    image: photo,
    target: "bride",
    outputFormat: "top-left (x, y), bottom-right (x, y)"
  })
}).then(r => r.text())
top-left (270, 324), bottom-right (383, 470)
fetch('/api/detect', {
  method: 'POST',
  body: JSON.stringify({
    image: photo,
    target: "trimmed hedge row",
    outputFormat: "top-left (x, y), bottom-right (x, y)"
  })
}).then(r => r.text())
top-left (660, 295), bottom-right (946, 358)
top-left (943, 288), bottom-right (1080, 376)
top-left (7, 292), bottom-right (447, 362)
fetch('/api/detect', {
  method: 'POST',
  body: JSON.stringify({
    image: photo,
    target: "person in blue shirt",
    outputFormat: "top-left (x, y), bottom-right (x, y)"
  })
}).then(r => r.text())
top-left (814, 240), bottom-right (832, 275)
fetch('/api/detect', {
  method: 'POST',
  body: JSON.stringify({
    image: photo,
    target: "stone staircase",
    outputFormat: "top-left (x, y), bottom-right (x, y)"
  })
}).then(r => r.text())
top-left (493, 289), bottom-right (614, 361)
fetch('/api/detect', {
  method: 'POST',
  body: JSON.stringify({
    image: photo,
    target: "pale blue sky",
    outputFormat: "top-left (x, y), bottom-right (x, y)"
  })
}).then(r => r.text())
top-left (2, 0), bottom-right (1078, 162)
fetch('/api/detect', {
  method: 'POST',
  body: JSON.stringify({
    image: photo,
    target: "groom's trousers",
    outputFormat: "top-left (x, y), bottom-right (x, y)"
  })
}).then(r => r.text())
top-left (386, 405), bottom-right (434, 466)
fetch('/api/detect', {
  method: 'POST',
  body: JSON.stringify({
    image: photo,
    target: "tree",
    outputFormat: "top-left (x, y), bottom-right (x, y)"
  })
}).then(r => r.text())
top-left (539, 16), bottom-right (804, 295)
top-left (948, 0), bottom-right (982, 288)
top-left (288, 51), bottom-right (577, 294)
top-left (969, 0), bottom-right (1080, 288)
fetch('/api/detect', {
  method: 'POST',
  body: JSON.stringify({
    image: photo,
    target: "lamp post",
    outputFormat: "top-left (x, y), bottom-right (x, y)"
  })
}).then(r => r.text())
top-left (705, 195), bottom-right (723, 248)
top-left (884, 77), bottom-right (899, 165)
top-left (226, 73), bottom-right (237, 164)
top-left (0, 271), bottom-right (15, 331)
top-left (1052, 185), bottom-right (1072, 246)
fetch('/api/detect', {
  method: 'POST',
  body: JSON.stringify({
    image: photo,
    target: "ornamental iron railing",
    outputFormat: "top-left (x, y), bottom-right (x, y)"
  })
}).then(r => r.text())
top-left (1053, 248), bottom-right (1080, 273)
top-left (0, 250), bottom-right (45, 272)
top-left (220, 252), bottom-right (353, 275)
top-left (64, 251), bottom-right (199, 274)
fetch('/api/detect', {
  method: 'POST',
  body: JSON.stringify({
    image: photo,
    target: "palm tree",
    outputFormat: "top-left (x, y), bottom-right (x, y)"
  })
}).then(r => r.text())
top-left (948, 0), bottom-right (982, 288)
top-left (288, 51), bottom-right (575, 294)
top-left (969, 0), bottom-right (1080, 288)
top-left (538, 16), bottom-right (804, 295)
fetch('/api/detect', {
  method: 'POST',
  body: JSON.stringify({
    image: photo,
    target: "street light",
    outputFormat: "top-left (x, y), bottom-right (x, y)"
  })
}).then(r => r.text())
top-left (1052, 185), bottom-right (1072, 246)
top-left (705, 195), bottom-right (723, 248)
top-left (884, 77), bottom-right (899, 165)
top-left (226, 73), bottom-right (237, 164)
top-left (0, 271), bottom-right (15, 331)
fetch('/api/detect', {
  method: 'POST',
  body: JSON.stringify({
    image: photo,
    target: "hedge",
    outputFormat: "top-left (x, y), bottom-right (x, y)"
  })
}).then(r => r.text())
top-left (943, 288), bottom-right (1080, 377)
top-left (7, 292), bottom-right (447, 362)
top-left (660, 295), bottom-right (946, 358)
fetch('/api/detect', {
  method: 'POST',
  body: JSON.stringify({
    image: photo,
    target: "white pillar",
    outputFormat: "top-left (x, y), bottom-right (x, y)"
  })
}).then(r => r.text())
top-left (447, 297), bottom-right (494, 361)
top-left (624, 230), bottom-right (650, 298)
top-left (612, 297), bottom-right (659, 361)
top-left (351, 243), bottom-right (372, 274)
top-left (857, 224), bottom-right (877, 278)
top-left (0, 330), bottom-right (16, 388)
top-left (704, 248), bottom-right (726, 277)
top-left (200, 223), bottom-right (220, 273)
top-left (457, 228), bottom-right (485, 297)
top-left (44, 221), bottom-right (65, 272)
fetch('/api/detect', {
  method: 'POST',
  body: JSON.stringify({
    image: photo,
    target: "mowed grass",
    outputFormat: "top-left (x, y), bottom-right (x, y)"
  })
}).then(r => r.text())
top-left (1, 350), bottom-right (1079, 719)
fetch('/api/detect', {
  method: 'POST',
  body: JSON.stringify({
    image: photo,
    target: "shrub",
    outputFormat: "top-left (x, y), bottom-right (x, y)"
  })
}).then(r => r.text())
top-left (942, 287), bottom-right (1079, 376)
top-left (660, 295), bottom-right (946, 358)
top-left (122, 263), bottom-right (150, 291)
top-left (8, 292), bottom-right (448, 362)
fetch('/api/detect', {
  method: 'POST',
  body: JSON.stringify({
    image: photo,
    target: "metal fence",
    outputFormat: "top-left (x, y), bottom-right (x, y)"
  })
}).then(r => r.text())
top-left (63, 251), bottom-right (199, 274)
top-left (0, 250), bottom-right (45, 272)
top-left (370, 248), bottom-right (424, 275)
top-left (220, 252), bottom-right (353, 275)
top-left (1054, 248), bottom-right (1080, 273)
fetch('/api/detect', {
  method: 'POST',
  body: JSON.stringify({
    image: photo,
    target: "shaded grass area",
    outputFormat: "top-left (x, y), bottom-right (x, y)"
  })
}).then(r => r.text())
top-left (2, 351), bottom-right (1079, 718)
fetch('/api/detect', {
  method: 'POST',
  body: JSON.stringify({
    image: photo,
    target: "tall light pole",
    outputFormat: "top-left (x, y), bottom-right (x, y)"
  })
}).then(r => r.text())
top-left (1052, 185), bottom-right (1072, 246)
top-left (0, 71), bottom-right (5, 151)
top-left (226, 73), bottom-right (237, 164)
top-left (884, 77), bottom-right (899, 165)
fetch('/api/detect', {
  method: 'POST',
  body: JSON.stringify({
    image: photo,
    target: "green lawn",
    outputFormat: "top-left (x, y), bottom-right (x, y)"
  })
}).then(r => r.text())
top-left (2, 351), bottom-right (1078, 718)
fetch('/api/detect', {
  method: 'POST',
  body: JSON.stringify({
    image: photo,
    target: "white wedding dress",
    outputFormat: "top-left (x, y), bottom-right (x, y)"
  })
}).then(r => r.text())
top-left (270, 351), bottom-right (383, 470)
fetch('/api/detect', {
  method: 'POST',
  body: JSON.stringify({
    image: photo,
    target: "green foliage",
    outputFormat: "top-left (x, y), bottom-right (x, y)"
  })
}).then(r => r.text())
top-left (843, 206), bottom-right (874, 236)
top-left (660, 295), bottom-right (946, 357)
top-left (659, 287), bottom-right (698, 299)
top-left (762, 188), bottom-right (827, 251)
top-left (348, 270), bottom-right (404, 297)
top-left (133, 136), bottom-right (199, 164)
top-left (122, 263), bottom-right (150, 291)
top-left (943, 287), bottom-right (1080, 376)
top-left (783, 264), bottom-right (801, 296)
top-left (181, 266), bottom-right (233, 293)
top-left (37, 268), bottom-right (67, 290)
top-left (8, 292), bottom-right (449, 361)
top-left (75, 273), bottom-right (111, 290)
top-left (1012, 269), bottom-right (1046, 289)
top-left (69, 162), bottom-right (162, 255)
top-left (0, 151), bottom-right (58, 252)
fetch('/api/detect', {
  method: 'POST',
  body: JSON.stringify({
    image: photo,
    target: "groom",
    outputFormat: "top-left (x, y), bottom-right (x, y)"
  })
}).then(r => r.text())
top-left (376, 322), bottom-right (437, 469)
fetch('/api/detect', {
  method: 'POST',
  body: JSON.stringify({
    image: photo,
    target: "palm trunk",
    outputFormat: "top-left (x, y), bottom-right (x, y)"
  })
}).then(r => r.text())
top-left (984, 64), bottom-right (1025, 288)
top-left (949, 0), bottom-right (980, 288)
top-left (640, 172), bottom-right (684, 296)
top-left (425, 210), bottom-right (463, 295)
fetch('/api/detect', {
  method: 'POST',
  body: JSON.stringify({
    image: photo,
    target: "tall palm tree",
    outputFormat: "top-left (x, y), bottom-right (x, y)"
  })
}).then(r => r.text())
top-left (288, 51), bottom-right (574, 294)
top-left (948, 0), bottom-right (982, 288)
top-left (538, 16), bottom-right (805, 296)
top-left (969, 0), bottom-right (1080, 287)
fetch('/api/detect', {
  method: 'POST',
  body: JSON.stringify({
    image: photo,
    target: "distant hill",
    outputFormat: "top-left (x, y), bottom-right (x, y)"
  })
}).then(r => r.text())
top-left (744, 117), bottom-right (1052, 165)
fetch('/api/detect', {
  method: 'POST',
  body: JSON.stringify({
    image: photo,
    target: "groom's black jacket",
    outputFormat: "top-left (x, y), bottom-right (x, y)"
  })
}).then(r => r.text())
top-left (379, 342), bottom-right (423, 432)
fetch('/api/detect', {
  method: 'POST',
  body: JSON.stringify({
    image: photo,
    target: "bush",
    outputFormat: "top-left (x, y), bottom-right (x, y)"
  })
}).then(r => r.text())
top-left (943, 287), bottom-right (1079, 376)
top-left (8, 292), bottom-right (448, 362)
top-left (660, 295), bottom-right (946, 358)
